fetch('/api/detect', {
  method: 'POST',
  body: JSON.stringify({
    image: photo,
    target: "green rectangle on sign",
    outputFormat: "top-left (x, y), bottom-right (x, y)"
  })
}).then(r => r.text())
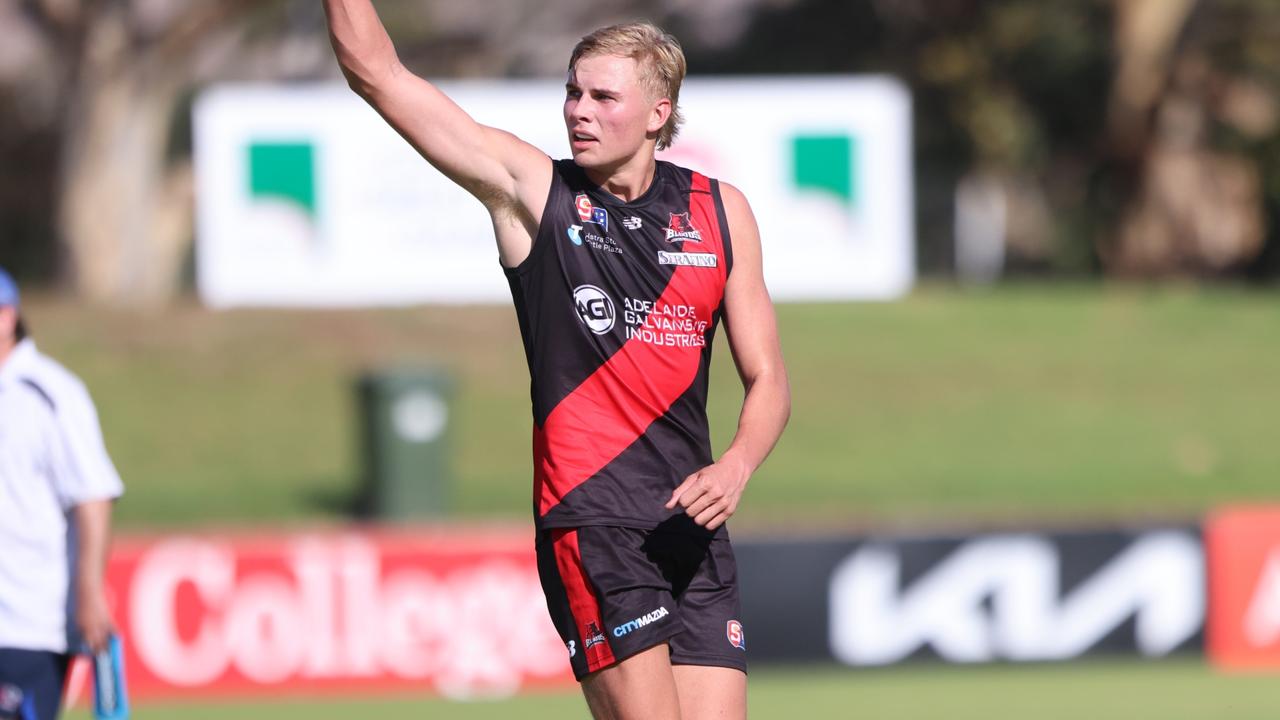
top-left (249, 142), bottom-right (316, 215)
top-left (792, 134), bottom-right (857, 207)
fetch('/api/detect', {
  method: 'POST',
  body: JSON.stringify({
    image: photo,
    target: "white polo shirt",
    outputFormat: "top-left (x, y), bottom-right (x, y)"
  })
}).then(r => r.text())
top-left (0, 339), bottom-right (123, 653)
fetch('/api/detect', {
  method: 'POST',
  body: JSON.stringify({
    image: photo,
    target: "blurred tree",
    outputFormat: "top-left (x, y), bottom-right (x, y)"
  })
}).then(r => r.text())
top-left (1101, 0), bottom-right (1277, 277)
top-left (0, 0), bottom-right (328, 303)
top-left (3, 0), bottom-right (1276, 296)
top-left (0, 0), bottom-right (775, 303)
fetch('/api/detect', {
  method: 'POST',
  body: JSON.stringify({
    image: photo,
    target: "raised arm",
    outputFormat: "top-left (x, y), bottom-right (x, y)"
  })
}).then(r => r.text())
top-left (666, 183), bottom-right (791, 529)
top-left (323, 0), bottom-right (552, 266)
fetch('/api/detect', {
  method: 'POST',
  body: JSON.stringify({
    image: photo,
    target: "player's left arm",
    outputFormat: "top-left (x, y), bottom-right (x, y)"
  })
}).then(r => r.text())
top-left (666, 182), bottom-right (791, 530)
top-left (73, 498), bottom-right (116, 653)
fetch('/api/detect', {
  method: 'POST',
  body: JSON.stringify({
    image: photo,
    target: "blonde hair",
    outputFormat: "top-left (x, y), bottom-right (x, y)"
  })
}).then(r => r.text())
top-left (569, 22), bottom-right (687, 150)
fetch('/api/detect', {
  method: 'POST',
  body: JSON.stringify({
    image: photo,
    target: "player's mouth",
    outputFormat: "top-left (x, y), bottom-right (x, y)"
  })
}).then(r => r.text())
top-left (570, 131), bottom-right (598, 151)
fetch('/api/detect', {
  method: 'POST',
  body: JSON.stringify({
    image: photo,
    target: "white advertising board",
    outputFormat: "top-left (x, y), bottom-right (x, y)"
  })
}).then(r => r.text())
top-left (194, 77), bottom-right (913, 307)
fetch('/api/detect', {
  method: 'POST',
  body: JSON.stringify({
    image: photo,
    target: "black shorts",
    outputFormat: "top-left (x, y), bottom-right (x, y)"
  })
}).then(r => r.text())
top-left (536, 525), bottom-right (748, 680)
top-left (0, 648), bottom-right (70, 720)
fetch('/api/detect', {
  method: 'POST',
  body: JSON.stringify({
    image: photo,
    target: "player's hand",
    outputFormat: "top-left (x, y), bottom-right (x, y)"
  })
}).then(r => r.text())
top-left (665, 454), bottom-right (752, 530)
top-left (76, 587), bottom-right (115, 654)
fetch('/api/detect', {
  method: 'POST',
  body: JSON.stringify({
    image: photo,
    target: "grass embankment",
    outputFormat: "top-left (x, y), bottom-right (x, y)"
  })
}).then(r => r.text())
top-left (25, 284), bottom-right (1280, 531)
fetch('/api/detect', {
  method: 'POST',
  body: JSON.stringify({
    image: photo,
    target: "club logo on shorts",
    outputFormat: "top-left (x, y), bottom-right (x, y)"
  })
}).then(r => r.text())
top-left (584, 621), bottom-right (608, 650)
top-left (666, 211), bottom-right (703, 242)
top-left (727, 619), bottom-right (746, 650)
top-left (575, 193), bottom-right (594, 222)
top-left (0, 684), bottom-right (24, 714)
top-left (573, 284), bottom-right (615, 334)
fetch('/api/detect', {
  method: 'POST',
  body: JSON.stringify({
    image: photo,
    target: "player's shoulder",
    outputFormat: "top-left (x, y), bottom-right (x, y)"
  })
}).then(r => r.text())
top-left (20, 346), bottom-right (95, 416)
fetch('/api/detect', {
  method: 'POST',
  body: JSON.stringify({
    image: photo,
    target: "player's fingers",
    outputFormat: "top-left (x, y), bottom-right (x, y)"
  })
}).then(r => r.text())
top-left (684, 493), bottom-right (717, 518)
top-left (665, 472), bottom-right (702, 509)
top-left (695, 504), bottom-right (732, 529)
top-left (704, 510), bottom-right (731, 531)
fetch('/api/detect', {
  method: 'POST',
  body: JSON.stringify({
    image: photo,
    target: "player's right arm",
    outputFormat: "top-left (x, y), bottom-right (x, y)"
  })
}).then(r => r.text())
top-left (323, 0), bottom-right (552, 267)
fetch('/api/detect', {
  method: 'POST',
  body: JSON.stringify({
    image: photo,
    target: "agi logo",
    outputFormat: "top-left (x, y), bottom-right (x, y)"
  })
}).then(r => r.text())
top-left (573, 285), bottom-right (615, 335)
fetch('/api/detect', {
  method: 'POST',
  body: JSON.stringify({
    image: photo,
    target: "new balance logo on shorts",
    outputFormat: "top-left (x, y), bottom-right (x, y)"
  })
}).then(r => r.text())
top-left (613, 606), bottom-right (670, 637)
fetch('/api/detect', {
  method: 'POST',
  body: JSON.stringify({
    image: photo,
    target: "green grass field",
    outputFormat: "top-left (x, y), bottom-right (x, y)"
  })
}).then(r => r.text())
top-left (26, 283), bottom-right (1280, 531)
top-left (60, 660), bottom-right (1279, 719)
top-left (24, 285), bottom-right (1280, 717)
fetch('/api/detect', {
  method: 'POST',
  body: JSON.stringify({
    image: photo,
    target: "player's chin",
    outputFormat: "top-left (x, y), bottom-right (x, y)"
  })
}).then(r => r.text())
top-left (571, 148), bottom-right (603, 169)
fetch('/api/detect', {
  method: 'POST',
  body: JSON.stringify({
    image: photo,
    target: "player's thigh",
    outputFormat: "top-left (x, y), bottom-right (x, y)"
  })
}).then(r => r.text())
top-left (580, 642), bottom-right (681, 720)
top-left (672, 664), bottom-right (747, 720)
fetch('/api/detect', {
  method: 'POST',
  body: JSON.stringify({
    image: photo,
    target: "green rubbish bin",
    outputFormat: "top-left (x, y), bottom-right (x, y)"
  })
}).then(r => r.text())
top-left (357, 368), bottom-right (454, 520)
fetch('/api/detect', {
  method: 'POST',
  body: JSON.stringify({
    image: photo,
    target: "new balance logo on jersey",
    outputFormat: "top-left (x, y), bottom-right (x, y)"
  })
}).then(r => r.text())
top-left (573, 285), bottom-right (616, 334)
top-left (613, 606), bottom-right (670, 637)
top-left (623, 216), bottom-right (643, 230)
top-left (666, 212), bottom-right (703, 242)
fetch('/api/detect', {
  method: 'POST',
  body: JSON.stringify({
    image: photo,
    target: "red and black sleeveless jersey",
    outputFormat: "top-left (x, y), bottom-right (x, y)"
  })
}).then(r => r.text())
top-left (505, 159), bottom-right (734, 537)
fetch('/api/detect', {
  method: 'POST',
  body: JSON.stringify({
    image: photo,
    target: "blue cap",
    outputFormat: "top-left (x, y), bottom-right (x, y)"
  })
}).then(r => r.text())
top-left (0, 267), bottom-right (18, 308)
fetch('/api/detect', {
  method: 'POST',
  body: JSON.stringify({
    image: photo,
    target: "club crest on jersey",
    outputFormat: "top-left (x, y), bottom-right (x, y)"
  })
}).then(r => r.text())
top-left (666, 212), bottom-right (703, 242)
top-left (727, 620), bottom-right (746, 650)
top-left (575, 193), bottom-right (594, 222)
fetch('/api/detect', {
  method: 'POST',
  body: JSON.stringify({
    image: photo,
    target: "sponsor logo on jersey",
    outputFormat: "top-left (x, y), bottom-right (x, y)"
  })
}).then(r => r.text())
top-left (613, 606), bottom-right (670, 637)
top-left (591, 206), bottom-right (609, 231)
top-left (622, 297), bottom-right (709, 347)
top-left (575, 193), bottom-right (594, 222)
top-left (665, 212), bottom-right (703, 242)
top-left (622, 216), bottom-right (643, 230)
top-left (658, 251), bottom-right (717, 267)
top-left (573, 285), bottom-right (616, 334)
top-left (584, 621), bottom-right (608, 649)
top-left (570, 226), bottom-right (623, 256)
top-left (727, 620), bottom-right (746, 650)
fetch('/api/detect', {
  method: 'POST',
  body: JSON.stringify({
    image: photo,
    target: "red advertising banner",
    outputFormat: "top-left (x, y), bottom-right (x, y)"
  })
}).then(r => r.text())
top-left (1206, 506), bottom-right (1280, 669)
top-left (81, 527), bottom-right (574, 703)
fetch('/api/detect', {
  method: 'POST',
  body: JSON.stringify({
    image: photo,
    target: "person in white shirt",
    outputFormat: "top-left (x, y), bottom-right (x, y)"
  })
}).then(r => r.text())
top-left (0, 267), bottom-right (123, 720)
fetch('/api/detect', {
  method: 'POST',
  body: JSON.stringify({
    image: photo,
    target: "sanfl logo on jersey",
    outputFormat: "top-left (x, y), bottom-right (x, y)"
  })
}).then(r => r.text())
top-left (727, 620), bottom-right (746, 650)
top-left (575, 193), bottom-right (594, 222)
top-left (665, 212), bottom-right (703, 242)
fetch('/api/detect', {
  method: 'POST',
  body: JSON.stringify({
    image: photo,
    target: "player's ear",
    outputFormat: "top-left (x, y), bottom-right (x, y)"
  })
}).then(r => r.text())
top-left (648, 97), bottom-right (672, 135)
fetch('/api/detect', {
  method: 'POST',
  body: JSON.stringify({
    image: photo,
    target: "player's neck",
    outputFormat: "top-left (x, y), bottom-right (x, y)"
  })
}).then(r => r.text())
top-left (585, 153), bottom-right (657, 203)
top-left (0, 337), bottom-right (14, 369)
